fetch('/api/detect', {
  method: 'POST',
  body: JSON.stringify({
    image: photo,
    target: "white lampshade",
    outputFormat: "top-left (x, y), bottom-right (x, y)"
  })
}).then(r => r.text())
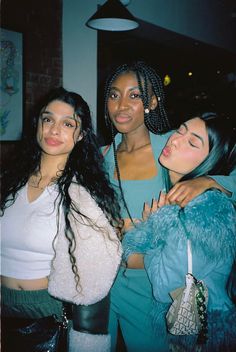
top-left (86, 0), bottom-right (139, 31)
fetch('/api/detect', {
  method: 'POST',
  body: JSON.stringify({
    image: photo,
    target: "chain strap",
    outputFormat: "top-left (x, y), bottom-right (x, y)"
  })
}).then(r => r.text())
top-left (195, 280), bottom-right (208, 344)
top-left (61, 303), bottom-right (69, 329)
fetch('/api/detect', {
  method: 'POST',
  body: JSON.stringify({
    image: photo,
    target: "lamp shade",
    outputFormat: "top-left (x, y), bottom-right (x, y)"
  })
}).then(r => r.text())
top-left (86, 0), bottom-right (139, 31)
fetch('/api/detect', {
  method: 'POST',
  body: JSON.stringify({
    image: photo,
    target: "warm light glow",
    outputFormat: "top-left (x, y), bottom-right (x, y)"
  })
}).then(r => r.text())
top-left (188, 71), bottom-right (193, 77)
top-left (164, 74), bottom-right (171, 86)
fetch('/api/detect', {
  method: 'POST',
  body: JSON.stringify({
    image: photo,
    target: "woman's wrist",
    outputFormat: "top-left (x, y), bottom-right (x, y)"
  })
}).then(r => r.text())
top-left (205, 176), bottom-right (231, 196)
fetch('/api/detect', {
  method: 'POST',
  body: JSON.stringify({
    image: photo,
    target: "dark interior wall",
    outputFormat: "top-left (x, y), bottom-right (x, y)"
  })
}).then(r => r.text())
top-left (97, 22), bottom-right (236, 145)
top-left (1, 0), bottom-right (62, 167)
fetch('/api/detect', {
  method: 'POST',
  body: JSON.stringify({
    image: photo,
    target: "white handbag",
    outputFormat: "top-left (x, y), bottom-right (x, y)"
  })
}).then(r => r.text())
top-left (166, 210), bottom-right (208, 344)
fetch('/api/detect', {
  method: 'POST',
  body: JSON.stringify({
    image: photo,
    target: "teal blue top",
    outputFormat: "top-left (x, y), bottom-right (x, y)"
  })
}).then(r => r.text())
top-left (103, 132), bottom-right (169, 220)
top-left (212, 169), bottom-right (236, 202)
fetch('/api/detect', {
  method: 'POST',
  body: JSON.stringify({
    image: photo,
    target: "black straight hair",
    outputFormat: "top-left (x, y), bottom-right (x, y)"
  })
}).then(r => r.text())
top-left (163, 112), bottom-right (236, 191)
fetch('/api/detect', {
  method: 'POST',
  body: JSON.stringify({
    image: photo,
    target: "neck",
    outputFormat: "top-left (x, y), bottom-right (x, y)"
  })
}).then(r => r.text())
top-left (119, 127), bottom-right (151, 153)
top-left (28, 153), bottom-right (68, 190)
top-left (38, 153), bottom-right (67, 179)
top-left (169, 170), bottom-right (182, 185)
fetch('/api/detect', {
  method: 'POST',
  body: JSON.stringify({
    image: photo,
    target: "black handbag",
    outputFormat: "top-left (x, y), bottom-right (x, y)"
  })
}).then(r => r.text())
top-left (2, 304), bottom-right (69, 352)
top-left (72, 294), bottom-right (110, 334)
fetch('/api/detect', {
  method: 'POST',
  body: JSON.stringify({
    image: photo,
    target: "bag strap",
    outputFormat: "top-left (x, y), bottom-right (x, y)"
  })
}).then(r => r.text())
top-left (187, 239), bottom-right (192, 275)
top-left (61, 302), bottom-right (71, 327)
top-left (179, 209), bottom-right (192, 275)
top-left (179, 211), bottom-right (208, 344)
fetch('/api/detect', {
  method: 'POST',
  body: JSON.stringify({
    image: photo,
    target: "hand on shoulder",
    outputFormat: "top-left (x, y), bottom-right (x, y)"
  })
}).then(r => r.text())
top-left (166, 176), bottom-right (226, 208)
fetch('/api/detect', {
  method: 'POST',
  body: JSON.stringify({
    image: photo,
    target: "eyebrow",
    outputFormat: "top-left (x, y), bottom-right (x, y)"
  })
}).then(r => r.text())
top-left (41, 110), bottom-right (76, 121)
top-left (110, 85), bottom-right (140, 92)
top-left (183, 122), bottom-right (205, 146)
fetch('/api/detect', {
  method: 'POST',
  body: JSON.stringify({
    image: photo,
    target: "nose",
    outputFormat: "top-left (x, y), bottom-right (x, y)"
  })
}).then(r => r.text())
top-left (170, 133), bottom-right (184, 147)
top-left (118, 95), bottom-right (129, 110)
top-left (50, 122), bottom-right (60, 135)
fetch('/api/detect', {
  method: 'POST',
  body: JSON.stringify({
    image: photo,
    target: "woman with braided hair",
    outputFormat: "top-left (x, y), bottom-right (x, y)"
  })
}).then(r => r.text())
top-left (102, 61), bottom-right (236, 351)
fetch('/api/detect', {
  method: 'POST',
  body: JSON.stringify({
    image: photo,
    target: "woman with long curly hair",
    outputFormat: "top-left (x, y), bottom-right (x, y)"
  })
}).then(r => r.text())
top-left (1, 87), bottom-right (122, 351)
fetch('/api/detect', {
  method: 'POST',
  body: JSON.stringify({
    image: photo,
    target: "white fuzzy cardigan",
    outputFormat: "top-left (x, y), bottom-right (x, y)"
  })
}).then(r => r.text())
top-left (48, 183), bottom-right (122, 351)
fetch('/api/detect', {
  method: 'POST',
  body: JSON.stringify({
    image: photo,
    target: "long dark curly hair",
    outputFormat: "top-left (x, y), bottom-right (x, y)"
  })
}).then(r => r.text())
top-left (1, 87), bottom-right (122, 290)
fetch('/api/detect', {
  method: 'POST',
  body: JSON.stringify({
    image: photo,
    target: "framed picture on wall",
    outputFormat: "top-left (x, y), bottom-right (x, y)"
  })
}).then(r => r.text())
top-left (0, 28), bottom-right (23, 141)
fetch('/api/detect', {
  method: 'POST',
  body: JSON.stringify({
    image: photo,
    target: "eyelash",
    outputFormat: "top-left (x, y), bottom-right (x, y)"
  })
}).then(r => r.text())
top-left (130, 93), bottom-right (141, 99)
top-left (189, 141), bottom-right (197, 148)
top-left (176, 128), bottom-right (198, 148)
top-left (109, 92), bottom-right (141, 99)
top-left (64, 122), bottom-right (75, 128)
top-left (109, 93), bottom-right (118, 99)
top-left (41, 117), bottom-right (76, 128)
top-left (41, 116), bottom-right (51, 123)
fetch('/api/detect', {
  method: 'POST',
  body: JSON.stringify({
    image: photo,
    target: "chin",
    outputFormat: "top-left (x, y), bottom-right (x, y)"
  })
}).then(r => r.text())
top-left (159, 155), bottom-right (168, 167)
top-left (115, 126), bottom-right (132, 134)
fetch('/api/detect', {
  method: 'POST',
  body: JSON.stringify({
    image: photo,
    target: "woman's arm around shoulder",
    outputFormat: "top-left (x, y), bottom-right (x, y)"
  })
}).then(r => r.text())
top-left (167, 168), bottom-right (236, 207)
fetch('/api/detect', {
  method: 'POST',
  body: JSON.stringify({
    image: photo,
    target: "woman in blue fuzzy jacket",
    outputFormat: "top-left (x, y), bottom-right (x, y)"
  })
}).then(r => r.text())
top-left (123, 112), bottom-right (236, 351)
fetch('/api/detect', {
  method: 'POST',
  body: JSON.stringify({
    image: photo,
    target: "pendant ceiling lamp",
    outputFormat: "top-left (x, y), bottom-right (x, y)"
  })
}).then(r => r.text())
top-left (86, 0), bottom-right (139, 31)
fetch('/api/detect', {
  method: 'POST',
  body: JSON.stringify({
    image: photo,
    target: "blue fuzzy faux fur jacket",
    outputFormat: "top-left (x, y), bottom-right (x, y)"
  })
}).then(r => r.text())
top-left (123, 190), bottom-right (236, 351)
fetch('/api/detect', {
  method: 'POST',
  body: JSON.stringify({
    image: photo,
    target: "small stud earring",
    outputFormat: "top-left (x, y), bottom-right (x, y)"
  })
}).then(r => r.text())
top-left (144, 108), bottom-right (150, 114)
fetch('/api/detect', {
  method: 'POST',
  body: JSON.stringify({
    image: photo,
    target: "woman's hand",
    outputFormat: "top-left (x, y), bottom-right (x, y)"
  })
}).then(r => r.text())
top-left (166, 176), bottom-right (228, 207)
top-left (142, 191), bottom-right (168, 220)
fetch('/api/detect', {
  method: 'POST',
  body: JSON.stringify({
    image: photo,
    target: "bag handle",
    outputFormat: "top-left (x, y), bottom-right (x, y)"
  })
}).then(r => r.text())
top-left (187, 239), bottom-right (192, 275)
top-left (178, 211), bottom-right (208, 344)
top-left (179, 210), bottom-right (192, 275)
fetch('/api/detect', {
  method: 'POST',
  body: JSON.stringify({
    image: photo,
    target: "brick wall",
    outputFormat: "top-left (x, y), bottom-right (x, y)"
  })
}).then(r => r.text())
top-left (1, 0), bottom-right (62, 167)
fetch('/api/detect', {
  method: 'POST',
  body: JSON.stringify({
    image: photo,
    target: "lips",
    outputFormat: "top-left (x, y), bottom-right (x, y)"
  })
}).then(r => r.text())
top-left (162, 145), bottom-right (171, 157)
top-left (45, 138), bottom-right (63, 146)
top-left (114, 114), bottom-right (131, 124)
